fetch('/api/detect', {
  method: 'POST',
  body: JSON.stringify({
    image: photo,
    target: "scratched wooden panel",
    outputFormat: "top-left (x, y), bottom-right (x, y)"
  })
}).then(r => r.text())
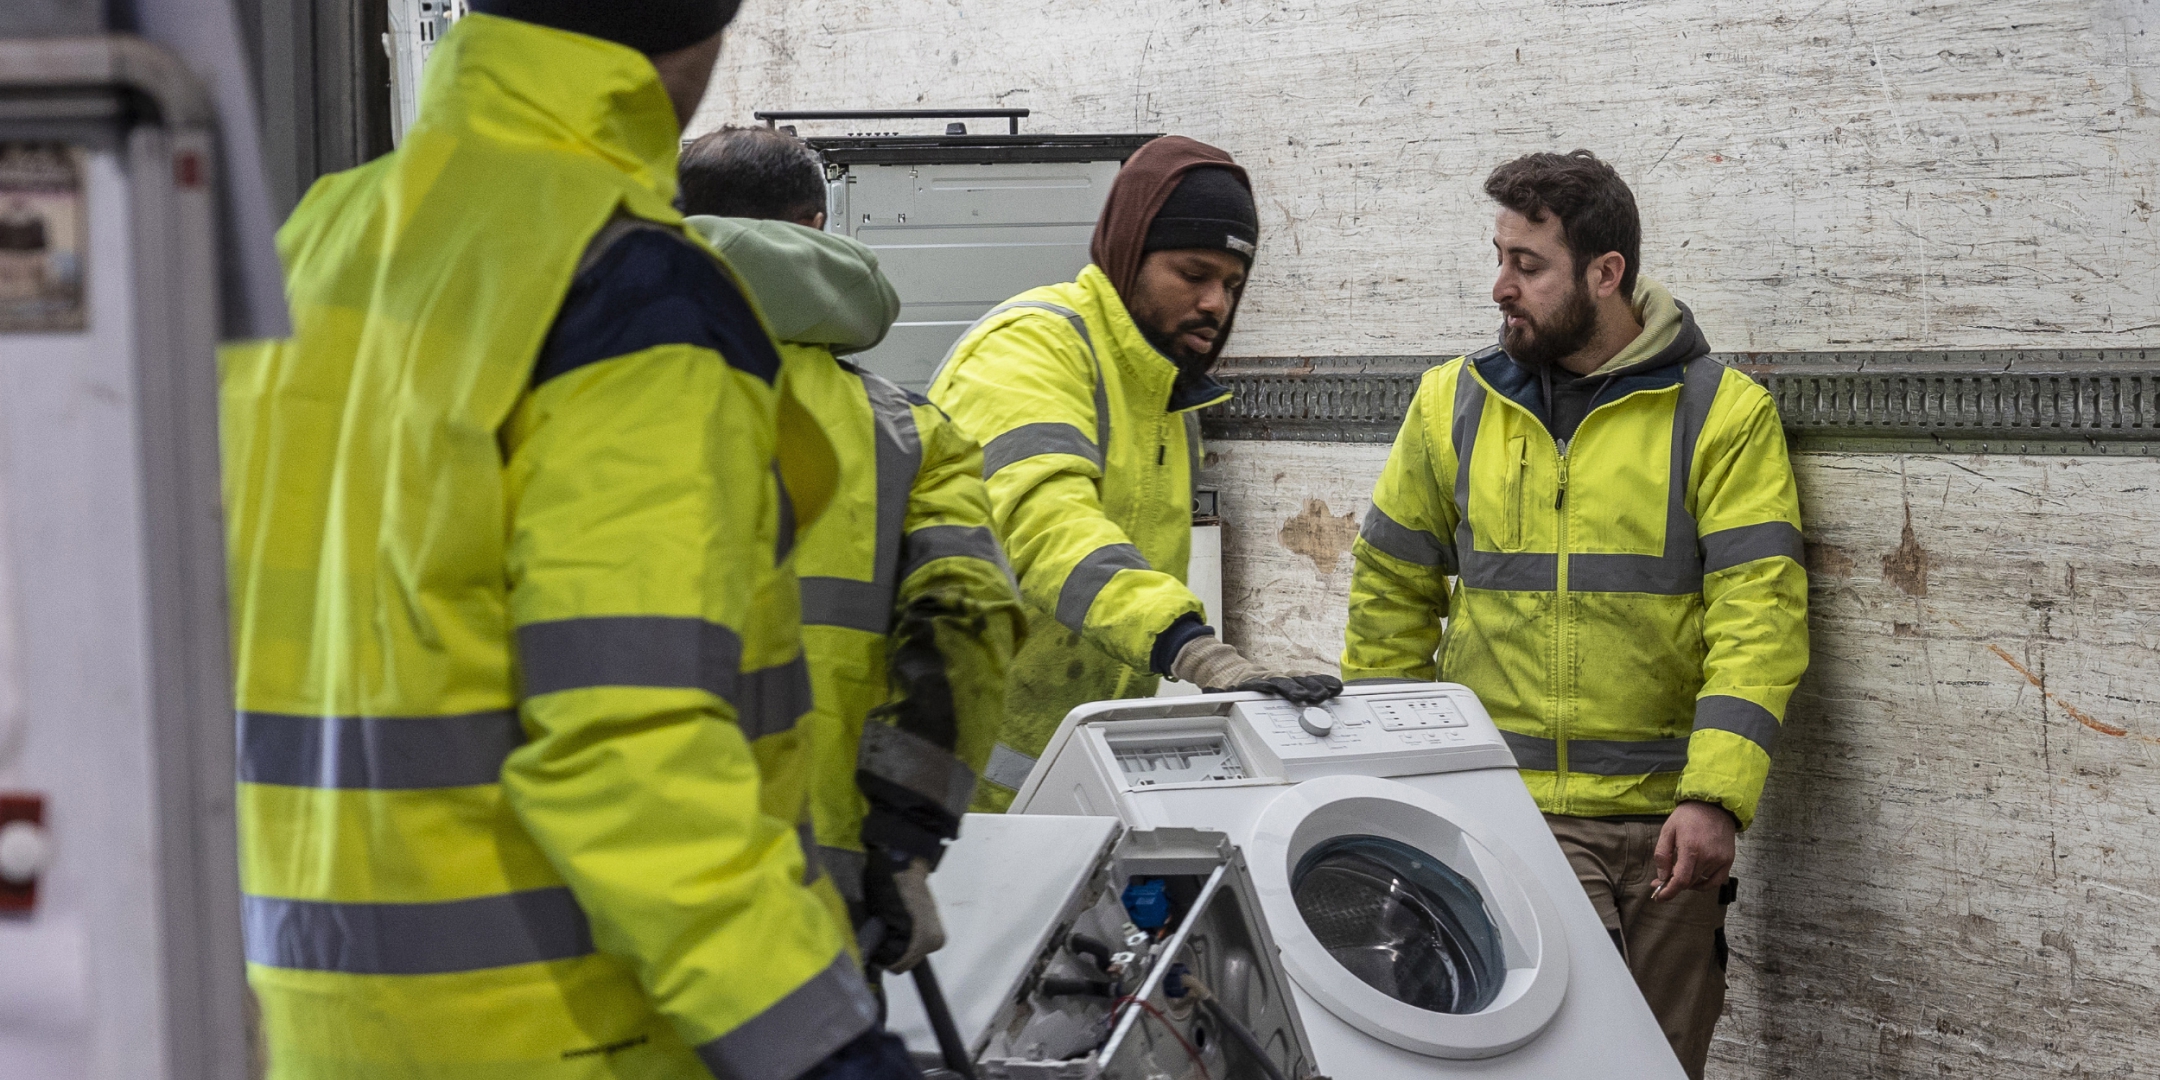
top-left (1202, 438), bottom-right (2160, 1077)
top-left (700, 0), bottom-right (2159, 353)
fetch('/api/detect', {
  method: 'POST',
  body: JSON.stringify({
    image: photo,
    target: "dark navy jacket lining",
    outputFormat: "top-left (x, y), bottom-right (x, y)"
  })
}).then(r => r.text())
top-left (532, 228), bottom-right (782, 387)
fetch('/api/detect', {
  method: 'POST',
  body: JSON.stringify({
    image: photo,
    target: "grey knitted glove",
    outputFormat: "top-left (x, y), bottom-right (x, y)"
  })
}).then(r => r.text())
top-left (1171, 636), bottom-right (1344, 705)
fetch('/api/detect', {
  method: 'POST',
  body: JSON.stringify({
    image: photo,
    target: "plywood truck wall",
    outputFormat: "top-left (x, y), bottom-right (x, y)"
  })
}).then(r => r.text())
top-left (698, 3), bottom-right (2160, 1077)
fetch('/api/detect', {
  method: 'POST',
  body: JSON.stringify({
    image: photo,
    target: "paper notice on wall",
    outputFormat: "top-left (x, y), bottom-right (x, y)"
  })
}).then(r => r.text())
top-left (0, 144), bottom-right (86, 334)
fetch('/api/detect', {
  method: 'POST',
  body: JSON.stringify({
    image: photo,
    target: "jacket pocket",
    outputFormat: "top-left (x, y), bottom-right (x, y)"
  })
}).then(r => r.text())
top-left (1503, 435), bottom-right (1528, 549)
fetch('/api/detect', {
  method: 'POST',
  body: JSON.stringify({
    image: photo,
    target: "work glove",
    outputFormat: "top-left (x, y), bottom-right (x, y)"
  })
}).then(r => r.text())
top-left (1171, 635), bottom-right (1344, 706)
top-left (799, 1028), bottom-right (923, 1080)
top-left (860, 846), bottom-right (947, 974)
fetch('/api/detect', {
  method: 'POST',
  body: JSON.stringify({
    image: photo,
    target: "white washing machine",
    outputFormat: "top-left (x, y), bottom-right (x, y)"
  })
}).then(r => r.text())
top-left (1004, 682), bottom-right (1687, 1078)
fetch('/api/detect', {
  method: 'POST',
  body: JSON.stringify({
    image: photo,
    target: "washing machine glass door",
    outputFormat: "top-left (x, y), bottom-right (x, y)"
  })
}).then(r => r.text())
top-left (1292, 834), bottom-right (1505, 1014)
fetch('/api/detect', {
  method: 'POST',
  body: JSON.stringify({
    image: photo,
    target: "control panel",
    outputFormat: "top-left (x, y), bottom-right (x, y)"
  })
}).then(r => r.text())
top-left (1018, 685), bottom-right (1522, 815)
top-left (1225, 690), bottom-right (1513, 781)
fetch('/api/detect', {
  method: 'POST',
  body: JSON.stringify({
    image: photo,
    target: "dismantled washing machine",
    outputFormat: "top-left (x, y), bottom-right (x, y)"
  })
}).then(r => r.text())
top-left (994, 682), bottom-right (1689, 1078)
top-left (884, 815), bottom-right (1319, 1079)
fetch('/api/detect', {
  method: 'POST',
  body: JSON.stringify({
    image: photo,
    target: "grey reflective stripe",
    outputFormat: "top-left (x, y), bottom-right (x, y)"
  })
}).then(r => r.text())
top-left (696, 955), bottom-right (879, 1080)
top-left (1184, 412), bottom-right (1202, 508)
top-left (800, 576), bottom-right (892, 634)
top-left (982, 741), bottom-right (1037, 791)
top-left (1499, 729), bottom-right (1556, 771)
top-left (1694, 694), bottom-right (1781, 757)
top-left (858, 723), bottom-right (977, 818)
top-left (863, 374), bottom-right (924, 593)
top-left (1500, 731), bottom-right (1691, 775)
top-left (242, 887), bottom-right (593, 974)
top-left (1569, 550), bottom-right (1699, 594)
top-left (899, 524), bottom-right (1011, 585)
top-left (817, 846), bottom-right (867, 904)
top-left (1455, 521), bottom-right (1556, 590)
top-left (1568, 737), bottom-right (1693, 775)
top-left (982, 422), bottom-right (1102, 478)
top-left (940, 299), bottom-right (1112, 474)
top-left (517, 617), bottom-right (811, 739)
top-left (238, 710), bottom-right (521, 790)
top-left (1359, 505), bottom-right (1453, 570)
top-left (1701, 521), bottom-right (1805, 574)
top-left (1056, 543), bottom-right (1152, 632)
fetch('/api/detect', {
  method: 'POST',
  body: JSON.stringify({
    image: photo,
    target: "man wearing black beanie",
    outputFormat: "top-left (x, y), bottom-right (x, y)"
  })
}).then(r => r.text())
top-left (930, 136), bottom-right (1342, 812)
top-left (222, 4), bottom-right (918, 1079)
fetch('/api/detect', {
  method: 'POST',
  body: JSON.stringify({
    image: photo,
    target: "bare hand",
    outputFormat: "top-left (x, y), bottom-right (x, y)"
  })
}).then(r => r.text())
top-left (1651, 800), bottom-right (1737, 901)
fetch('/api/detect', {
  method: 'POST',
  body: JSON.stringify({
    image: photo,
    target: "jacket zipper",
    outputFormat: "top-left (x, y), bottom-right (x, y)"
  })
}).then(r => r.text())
top-left (1552, 435), bottom-right (1571, 812)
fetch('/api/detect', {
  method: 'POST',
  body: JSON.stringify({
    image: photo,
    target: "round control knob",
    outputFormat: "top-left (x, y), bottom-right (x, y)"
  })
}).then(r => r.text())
top-left (1298, 706), bottom-right (1336, 737)
top-left (0, 820), bottom-right (51, 886)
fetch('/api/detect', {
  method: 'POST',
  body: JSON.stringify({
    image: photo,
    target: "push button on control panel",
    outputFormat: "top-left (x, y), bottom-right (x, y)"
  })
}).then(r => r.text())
top-left (1370, 697), bottom-right (1468, 732)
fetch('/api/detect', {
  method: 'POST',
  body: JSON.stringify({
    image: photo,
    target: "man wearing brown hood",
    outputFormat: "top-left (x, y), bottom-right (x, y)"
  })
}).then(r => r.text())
top-left (931, 136), bottom-right (1341, 810)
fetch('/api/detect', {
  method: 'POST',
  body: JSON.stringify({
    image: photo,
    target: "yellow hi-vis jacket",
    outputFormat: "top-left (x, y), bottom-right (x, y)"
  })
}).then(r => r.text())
top-left (219, 16), bottom-right (869, 1080)
top-left (687, 216), bottom-right (1022, 895)
top-left (1341, 282), bottom-right (1807, 829)
top-left (930, 264), bottom-right (1227, 810)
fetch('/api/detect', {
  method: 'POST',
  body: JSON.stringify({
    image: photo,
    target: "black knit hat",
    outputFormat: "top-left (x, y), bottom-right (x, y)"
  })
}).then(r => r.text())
top-left (1142, 166), bottom-right (1258, 265)
top-left (469, 0), bottom-right (742, 55)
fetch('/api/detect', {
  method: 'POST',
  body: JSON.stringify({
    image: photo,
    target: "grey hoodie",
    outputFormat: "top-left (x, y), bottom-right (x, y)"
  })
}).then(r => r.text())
top-left (684, 216), bottom-right (901, 354)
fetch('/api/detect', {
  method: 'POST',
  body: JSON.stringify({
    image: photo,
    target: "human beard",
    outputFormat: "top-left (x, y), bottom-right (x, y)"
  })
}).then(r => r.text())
top-left (1141, 313), bottom-right (1222, 369)
top-left (1500, 273), bottom-right (1597, 370)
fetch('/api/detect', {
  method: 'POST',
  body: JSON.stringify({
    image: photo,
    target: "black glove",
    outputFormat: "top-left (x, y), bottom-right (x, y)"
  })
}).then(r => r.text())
top-left (1233, 672), bottom-right (1344, 705)
top-left (858, 846), bottom-right (944, 974)
top-left (799, 1028), bottom-right (922, 1080)
top-left (858, 594), bottom-right (976, 865)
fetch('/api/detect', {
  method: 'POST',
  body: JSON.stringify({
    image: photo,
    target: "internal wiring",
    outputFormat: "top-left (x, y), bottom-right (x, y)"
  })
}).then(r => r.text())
top-left (1113, 996), bottom-right (1212, 1080)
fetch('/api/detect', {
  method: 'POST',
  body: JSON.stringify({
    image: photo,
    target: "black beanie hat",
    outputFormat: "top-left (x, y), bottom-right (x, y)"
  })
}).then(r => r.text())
top-left (1142, 166), bottom-right (1258, 265)
top-left (469, 0), bottom-right (742, 55)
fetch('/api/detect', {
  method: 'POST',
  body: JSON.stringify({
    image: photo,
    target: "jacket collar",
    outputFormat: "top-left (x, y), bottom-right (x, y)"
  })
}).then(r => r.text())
top-left (414, 14), bottom-right (683, 212)
top-left (1476, 285), bottom-right (1712, 428)
top-left (1078, 263), bottom-right (1233, 414)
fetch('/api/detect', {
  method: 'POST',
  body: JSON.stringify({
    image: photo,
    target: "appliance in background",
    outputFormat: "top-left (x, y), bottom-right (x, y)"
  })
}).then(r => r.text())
top-left (766, 109), bottom-right (1156, 392)
top-left (386, 0), bottom-right (468, 144)
top-left (0, 24), bottom-right (266, 1080)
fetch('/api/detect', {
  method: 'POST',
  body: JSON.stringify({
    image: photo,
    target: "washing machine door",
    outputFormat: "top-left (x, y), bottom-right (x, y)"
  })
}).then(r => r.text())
top-left (1247, 774), bottom-right (1570, 1059)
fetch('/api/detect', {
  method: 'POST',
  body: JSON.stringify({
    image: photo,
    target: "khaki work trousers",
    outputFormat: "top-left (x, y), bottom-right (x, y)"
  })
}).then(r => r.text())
top-left (1545, 814), bottom-right (1730, 1080)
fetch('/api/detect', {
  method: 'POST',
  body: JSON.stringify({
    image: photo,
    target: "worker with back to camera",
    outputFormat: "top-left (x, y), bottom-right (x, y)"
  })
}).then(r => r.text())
top-left (219, 3), bottom-right (922, 1077)
top-left (676, 124), bottom-right (1024, 984)
top-left (931, 135), bottom-right (1343, 811)
top-left (1338, 149), bottom-right (1808, 1078)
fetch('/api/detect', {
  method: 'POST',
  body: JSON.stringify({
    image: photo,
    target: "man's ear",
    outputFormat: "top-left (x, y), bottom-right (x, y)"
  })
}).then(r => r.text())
top-left (1589, 251), bottom-right (1628, 300)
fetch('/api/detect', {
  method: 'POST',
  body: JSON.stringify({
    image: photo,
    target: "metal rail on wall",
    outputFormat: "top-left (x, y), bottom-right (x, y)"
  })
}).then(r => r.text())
top-left (1200, 350), bottom-right (2160, 455)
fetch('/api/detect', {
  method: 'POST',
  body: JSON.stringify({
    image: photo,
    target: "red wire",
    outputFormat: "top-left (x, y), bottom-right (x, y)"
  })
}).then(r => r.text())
top-left (1113, 995), bottom-right (1212, 1080)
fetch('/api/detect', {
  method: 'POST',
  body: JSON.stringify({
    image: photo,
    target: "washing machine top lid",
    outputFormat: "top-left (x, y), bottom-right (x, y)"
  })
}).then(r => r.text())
top-left (1246, 774), bottom-right (1572, 1059)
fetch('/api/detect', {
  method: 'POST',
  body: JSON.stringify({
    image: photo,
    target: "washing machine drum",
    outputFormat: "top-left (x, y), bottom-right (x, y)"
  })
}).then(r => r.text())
top-left (1250, 775), bottom-right (1571, 1059)
top-left (1292, 835), bottom-right (1505, 1015)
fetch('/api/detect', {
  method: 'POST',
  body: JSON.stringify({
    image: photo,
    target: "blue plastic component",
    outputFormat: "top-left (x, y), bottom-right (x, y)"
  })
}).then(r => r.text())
top-left (1122, 878), bottom-right (1171, 929)
top-left (1164, 963), bottom-right (1191, 999)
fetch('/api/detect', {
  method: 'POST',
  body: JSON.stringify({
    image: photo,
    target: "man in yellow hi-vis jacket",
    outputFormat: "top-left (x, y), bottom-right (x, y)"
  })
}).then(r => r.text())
top-left (681, 125), bottom-right (1023, 979)
top-left (220, 6), bottom-right (916, 1078)
top-left (1340, 151), bottom-right (1807, 1079)
top-left (932, 136), bottom-right (1342, 811)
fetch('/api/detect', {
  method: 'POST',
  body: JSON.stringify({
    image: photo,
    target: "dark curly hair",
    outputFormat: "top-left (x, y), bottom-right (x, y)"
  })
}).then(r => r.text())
top-left (1484, 150), bottom-right (1641, 296)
